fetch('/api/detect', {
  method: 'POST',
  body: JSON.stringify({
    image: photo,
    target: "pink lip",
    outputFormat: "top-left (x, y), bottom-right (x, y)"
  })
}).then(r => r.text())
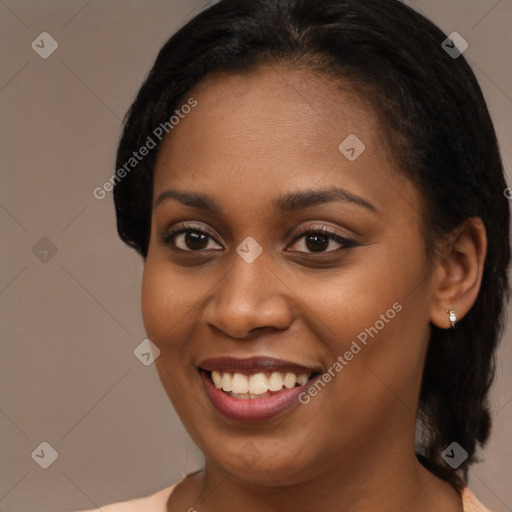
top-left (199, 369), bottom-right (318, 423)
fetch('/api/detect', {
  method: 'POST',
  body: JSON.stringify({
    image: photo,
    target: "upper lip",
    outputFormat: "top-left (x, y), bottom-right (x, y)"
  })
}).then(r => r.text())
top-left (198, 356), bottom-right (321, 375)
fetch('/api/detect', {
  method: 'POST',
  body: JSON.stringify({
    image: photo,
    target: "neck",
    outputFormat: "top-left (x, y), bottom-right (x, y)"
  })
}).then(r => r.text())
top-left (194, 437), bottom-right (460, 512)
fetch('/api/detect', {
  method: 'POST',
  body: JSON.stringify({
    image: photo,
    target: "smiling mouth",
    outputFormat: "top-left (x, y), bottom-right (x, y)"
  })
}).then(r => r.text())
top-left (197, 356), bottom-right (322, 422)
top-left (203, 369), bottom-right (318, 399)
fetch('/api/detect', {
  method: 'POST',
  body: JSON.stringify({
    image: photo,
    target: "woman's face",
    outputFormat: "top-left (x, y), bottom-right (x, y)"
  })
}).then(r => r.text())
top-left (142, 65), bottom-right (437, 485)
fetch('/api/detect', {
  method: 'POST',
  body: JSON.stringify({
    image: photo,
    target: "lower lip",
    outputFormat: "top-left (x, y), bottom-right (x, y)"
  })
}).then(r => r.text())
top-left (200, 371), bottom-right (314, 423)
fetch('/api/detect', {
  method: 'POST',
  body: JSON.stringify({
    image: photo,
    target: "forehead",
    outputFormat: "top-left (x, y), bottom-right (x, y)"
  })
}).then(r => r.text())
top-left (161, 64), bottom-right (380, 160)
top-left (153, 64), bottom-right (411, 216)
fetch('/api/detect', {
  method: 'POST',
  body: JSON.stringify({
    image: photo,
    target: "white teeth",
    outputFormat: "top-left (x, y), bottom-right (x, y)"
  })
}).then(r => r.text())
top-left (231, 392), bottom-right (270, 399)
top-left (210, 370), bottom-right (311, 396)
top-left (297, 373), bottom-right (308, 385)
top-left (212, 370), bottom-right (222, 389)
top-left (249, 373), bottom-right (269, 394)
top-left (283, 372), bottom-right (296, 389)
top-left (221, 372), bottom-right (233, 392)
top-left (231, 373), bottom-right (249, 394)
top-left (268, 372), bottom-right (284, 391)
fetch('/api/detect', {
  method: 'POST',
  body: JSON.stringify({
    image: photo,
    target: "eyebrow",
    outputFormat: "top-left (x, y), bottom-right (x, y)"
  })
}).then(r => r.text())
top-left (154, 186), bottom-right (378, 214)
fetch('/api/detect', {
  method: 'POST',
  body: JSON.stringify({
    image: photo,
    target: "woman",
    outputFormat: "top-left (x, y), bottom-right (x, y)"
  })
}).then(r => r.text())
top-left (82, 0), bottom-right (510, 510)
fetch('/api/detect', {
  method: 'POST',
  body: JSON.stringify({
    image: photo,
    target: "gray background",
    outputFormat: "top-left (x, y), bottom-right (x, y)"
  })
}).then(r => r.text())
top-left (0, 0), bottom-right (511, 511)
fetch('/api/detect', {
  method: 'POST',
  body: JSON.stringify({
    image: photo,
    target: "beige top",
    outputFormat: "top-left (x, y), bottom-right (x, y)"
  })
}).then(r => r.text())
top-left (76, 475), bottom-right (491, 512)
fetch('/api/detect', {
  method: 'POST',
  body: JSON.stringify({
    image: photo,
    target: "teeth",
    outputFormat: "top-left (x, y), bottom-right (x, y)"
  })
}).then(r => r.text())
top-left (212, 370), bottom-right (222, 389)
top-left (283, 372), bottom-right (296, 389)
top-left (209, 370), bottom-right (311, 396)
top-left (231, 373), bottom-right (249, 394)
top-left (249, 373), bottom-right (269, 394)
top-left (268, 372), bottom-right (284, 391)
top-left (221, 372), bottom-right (233, 392)
top-left (231, 392), bottom-right (271, 399)
top-left (297, 373), bottom-right (308, 385)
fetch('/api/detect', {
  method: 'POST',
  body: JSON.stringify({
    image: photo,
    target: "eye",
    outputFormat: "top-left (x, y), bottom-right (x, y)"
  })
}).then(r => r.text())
top-left (160, 224), bottom-right (356, 254)
top-left (160, 224), bottom-right (223, 252)
top-left (288, 227), bottom-right (356, 254)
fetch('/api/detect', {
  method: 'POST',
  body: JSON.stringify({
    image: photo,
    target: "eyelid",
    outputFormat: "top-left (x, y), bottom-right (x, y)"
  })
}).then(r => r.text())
top-left (160, 221), bottom-right (357, 253)
top-left (288, 224), bottom-right (356, 252)
top-left (159, 222), bottom-right (222, 248)
top-left (292, 223), bottom-right (354, 242)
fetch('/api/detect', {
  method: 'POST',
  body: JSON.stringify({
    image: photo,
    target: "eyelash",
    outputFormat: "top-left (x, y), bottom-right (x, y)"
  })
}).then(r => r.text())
top-left (293, 226), bottom-right (356, 252)
top-left (160, 224), bottom-right (356, 254)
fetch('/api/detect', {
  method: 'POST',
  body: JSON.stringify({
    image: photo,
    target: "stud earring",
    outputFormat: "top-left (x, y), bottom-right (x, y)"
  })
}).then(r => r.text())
top-left (445, 309), bottom-right (457, 328)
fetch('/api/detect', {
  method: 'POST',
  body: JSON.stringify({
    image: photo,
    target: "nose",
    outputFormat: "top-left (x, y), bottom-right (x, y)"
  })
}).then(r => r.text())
top-left (202, 254), bottom-right (294, 340)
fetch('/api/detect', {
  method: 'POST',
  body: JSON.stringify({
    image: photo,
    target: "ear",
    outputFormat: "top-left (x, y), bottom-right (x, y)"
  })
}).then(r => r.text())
top-left (429, 217), bottom-right (487, 329)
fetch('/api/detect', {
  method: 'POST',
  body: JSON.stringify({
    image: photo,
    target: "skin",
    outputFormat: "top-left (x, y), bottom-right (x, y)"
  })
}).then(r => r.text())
top-left (141, 64), bottom-right (487, 512)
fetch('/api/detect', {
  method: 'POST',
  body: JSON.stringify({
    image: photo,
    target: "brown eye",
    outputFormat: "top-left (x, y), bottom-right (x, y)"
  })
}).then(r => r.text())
top-left (180, 230), bottom-right (210, 250)
top-left (288, 228), bottom-right (356, 254)
top-left (304, 232), bottom-right (331, 252)
top-left (161, 226), bottom-right (223, 252)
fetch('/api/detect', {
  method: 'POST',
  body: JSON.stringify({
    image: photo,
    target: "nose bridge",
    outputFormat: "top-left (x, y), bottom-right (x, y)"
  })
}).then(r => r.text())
top-left (224, 250), bottom-right (270, 303)
top-left (204, 248), bottom-right (293, 337)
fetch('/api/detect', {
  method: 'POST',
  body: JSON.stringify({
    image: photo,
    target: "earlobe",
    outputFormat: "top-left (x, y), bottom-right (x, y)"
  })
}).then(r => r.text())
top-left (429, 217), bottom-right (487, 330)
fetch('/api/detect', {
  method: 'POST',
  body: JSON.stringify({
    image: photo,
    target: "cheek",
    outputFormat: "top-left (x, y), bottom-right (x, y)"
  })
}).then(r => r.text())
top-left (141, 259), bottom-right (201, 409)
top-left (141, 260), bottom-right (166, 342)
top-left (294, 238), bottom-right (430, 400)
top-left (140, 258), bottom-right (190, 349)
top-left (296, 246), bottom-right (418, 344)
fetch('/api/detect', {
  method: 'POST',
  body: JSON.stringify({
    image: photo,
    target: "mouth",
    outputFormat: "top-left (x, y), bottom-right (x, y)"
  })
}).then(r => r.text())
top-left (198, 357), bottom-right (322, 423)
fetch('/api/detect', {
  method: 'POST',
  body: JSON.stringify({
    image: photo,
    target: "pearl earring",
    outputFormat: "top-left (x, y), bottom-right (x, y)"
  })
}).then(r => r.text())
top-left (445, 309), bottom-right (457, 328)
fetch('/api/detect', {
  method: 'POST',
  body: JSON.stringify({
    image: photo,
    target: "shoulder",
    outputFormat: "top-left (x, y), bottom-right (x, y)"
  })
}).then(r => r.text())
top-left (462, 488), bottom-right (492, 512)
top-left (68, 481), bottom-right (491, 511)
top-left (77, 483), bottom-right (176, 512)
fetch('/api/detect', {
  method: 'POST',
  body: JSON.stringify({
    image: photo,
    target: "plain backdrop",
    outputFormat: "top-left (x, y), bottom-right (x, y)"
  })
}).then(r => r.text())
top-left (1, 0), bottom-right (511, 511)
